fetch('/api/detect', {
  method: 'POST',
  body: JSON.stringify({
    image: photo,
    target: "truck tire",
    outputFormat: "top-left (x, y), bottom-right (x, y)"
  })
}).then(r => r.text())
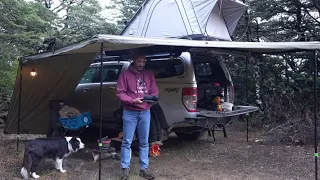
top-left (46, 127), bottom-right (54, 137)
top-left (175, 130), bottom-right (206, 141)
top-left (149, 113), bottom-right (161, 143)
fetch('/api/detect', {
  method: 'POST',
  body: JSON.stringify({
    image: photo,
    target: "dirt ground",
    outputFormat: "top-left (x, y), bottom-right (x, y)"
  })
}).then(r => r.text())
top-left (0, 126), bottom-right (317, 180)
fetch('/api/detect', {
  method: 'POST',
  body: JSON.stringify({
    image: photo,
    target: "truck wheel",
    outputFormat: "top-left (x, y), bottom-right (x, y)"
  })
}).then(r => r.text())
top-left (149, 114), bottom-right (160, 143)
top-left (46, 126), bottom-right (62, 137)
top-left (46, 127), bottom-right (54, 137)
top-left (175, 130), bottom-right (206, 141)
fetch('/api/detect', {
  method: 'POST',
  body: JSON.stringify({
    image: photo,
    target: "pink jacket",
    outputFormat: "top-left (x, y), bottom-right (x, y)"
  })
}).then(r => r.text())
top-left (116, 64), bottom-right (159, 111)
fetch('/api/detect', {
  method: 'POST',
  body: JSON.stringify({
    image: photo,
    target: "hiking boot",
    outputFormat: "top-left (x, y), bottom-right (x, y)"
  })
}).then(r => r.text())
top-left (139, 169), bottom-right (155, 180)
top-left (120, 168), bottom-right (129, 180)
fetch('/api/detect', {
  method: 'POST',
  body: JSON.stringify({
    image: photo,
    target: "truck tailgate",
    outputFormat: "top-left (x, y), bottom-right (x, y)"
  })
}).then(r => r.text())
top-left (198, 106), bottom-right (259, 118)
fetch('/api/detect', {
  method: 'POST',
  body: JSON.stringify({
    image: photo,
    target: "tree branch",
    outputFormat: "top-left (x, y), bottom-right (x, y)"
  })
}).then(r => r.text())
top-left (267, 65), bottom-right (301, 93)
top-left (311, 0), bottom-right (320, 12)
top-left (52, 3), bottom-right (64, 13)
top-left (303, 7), bottom-right (320, 24)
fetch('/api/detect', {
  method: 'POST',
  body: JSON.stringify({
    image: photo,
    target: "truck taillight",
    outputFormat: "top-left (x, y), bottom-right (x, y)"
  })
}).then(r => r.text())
top-left (182, 87), bottom-right (197, 112)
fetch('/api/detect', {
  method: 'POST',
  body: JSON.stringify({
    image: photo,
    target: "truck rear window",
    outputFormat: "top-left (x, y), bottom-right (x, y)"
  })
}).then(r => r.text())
top-left (195, 62), bottom-right (212, 76)
top-left (146, 58), bottom-right (184, 78)
top-left (193, 61), bottom-right (228, 85)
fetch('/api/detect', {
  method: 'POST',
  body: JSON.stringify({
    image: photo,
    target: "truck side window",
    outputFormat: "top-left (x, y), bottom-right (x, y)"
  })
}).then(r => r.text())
top-left (102, 65), bottom-right (122, 82)
top-left (146, 58), bottom-right (184, 78)
top-left (91, 65), bottom-right (123, 83)
top-left (79, 67), bottom-right (98, 84)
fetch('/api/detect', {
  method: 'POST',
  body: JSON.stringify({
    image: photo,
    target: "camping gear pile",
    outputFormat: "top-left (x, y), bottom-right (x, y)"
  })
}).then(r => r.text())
top-left (92, 136), bottom-right (120, 162)
top-left (198, 82), bottom-right (227, 111)
top-left (58, 103), bottom-right (92, 136)
top-left (48, 101), bottom-right (92, 137)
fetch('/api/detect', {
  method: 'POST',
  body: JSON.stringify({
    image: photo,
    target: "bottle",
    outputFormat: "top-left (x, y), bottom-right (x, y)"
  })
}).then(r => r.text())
top-left (220, 86), bottom-right (224, 103)
top-left (212, 96), bottom-right (222, 111)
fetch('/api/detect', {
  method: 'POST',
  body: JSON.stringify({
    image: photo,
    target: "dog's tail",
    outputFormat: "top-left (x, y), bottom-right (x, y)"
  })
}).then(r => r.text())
top-left (21, 148), bottom-right (32, 179)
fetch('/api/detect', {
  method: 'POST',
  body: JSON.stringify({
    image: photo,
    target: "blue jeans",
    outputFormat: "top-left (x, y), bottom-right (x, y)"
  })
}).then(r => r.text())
top-left (121, 109), bottom-right (150, 170)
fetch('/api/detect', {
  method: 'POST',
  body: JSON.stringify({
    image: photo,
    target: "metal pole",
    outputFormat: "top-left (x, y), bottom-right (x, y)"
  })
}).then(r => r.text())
top-left (99, 43), bottom-right (104, 180)
top-left (17, 61), bottom-right (22, 153)
top-left (313, 50), bottom-right (318, 180)
top-left (246, 53), bottom-right (249, 142)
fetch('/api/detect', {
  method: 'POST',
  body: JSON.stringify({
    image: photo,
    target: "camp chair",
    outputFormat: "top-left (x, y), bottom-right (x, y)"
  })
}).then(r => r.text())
top-left (48, 100), bottom-right (92, 137)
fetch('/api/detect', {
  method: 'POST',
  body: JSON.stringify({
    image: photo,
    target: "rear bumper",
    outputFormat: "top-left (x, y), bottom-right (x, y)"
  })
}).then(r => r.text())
top-left (184, 105), bottom-right (260, 129)
top-left (185, 116), bottom-right (225, 129)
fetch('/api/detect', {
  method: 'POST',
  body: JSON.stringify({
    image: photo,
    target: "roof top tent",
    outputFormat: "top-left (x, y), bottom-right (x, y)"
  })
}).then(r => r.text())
top-left (120, 0), bottom-right (248, 41)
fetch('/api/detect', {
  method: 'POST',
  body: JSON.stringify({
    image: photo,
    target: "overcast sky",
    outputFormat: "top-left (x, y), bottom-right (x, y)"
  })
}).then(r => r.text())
top-left (97, 0), bottom-right (111, 6)
top-left (97, 0), bottom-right (119, 23)
top-left (25, 0), bottom-right (117, 22)
top-left (26, 0), bottom-right (119, 22)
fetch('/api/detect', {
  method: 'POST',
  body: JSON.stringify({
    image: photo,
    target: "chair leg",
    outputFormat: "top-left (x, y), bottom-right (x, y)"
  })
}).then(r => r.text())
top-left (212, 128), bottom-right (215, 141)
top-left (222, 125), bottom-right (227, 138)
top-left (207, 128), bottom-right (215, 141)
top-left (207, 129), bottom-right (212, 137)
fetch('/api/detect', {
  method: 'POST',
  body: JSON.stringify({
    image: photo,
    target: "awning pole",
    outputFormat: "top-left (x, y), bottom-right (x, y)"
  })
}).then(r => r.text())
top-left (99, 43), bottom-right (104, 180)
top-left (17, 61), bottom-right (22, 153)
top-left (246, 52), bottom-right (250, 142)
top-left (313, 50), bottom-right (318, 180)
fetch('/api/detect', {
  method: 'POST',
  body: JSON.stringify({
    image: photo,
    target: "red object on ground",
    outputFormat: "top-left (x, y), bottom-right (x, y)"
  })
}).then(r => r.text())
top-left (150, 144), bottom-right (161, 157)
top-left (98, 138), bottom-right (111, 144)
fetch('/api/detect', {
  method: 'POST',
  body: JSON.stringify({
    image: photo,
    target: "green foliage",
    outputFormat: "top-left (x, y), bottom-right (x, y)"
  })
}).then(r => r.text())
top-left (53, 0), bottom-right (120, 47)
top-left (228, 1), bottom-right (320, 142)
top-left (0, 0), bottom-right (120, 97)
top-left (0, 0), bottom-right (56, 94)
top-left (107, 0), bottom-right (144, 29)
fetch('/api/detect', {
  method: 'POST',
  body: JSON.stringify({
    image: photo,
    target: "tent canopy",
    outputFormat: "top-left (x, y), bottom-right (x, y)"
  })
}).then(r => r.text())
top-left (24, 34), bottom-right (320, 61)
top-left (5, 34), bottom-right (320, 135)
top-left (120, 0), bottom-right (248, 41)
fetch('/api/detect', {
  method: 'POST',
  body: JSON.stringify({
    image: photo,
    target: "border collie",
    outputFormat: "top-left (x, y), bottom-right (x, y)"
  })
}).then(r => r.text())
top-left (20, 137), bottom-right (85, 179)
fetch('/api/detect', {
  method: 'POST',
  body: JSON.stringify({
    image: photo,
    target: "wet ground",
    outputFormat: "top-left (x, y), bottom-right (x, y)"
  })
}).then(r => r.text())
top-left (0, 128), bottom-right (316, 180)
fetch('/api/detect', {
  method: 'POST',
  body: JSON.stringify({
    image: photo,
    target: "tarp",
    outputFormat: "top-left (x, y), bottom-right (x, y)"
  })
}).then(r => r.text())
top-left (120, 0), bottom-right (248, 41)
top-left (5, 34), bottom-right (320, 134)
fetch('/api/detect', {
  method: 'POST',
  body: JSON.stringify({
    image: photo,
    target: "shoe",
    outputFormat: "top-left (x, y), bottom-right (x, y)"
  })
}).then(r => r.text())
top-left (120, 168), bottom-right (129, 180)
top-left (139, 169), bottom-right (155, 180)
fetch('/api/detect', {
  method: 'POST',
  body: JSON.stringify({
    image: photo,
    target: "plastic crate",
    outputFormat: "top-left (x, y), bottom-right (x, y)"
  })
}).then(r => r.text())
top-left (59, 112), bottom-right (92, 130)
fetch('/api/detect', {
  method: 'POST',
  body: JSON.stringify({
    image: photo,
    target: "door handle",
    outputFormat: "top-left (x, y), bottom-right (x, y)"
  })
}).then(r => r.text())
top-left (108, 87), bottom-right (116, 90)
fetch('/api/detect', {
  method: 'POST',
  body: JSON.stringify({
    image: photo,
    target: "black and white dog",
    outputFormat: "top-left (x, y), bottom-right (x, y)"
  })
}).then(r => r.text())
top-left (20, 137), bottom-right (85, 179)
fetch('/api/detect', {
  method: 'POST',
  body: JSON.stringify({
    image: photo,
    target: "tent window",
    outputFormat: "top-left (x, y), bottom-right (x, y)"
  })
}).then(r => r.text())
top-left (79, 67), bottom-right (98, 84)
top-left (146, 58), bottom-right (184, 78)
